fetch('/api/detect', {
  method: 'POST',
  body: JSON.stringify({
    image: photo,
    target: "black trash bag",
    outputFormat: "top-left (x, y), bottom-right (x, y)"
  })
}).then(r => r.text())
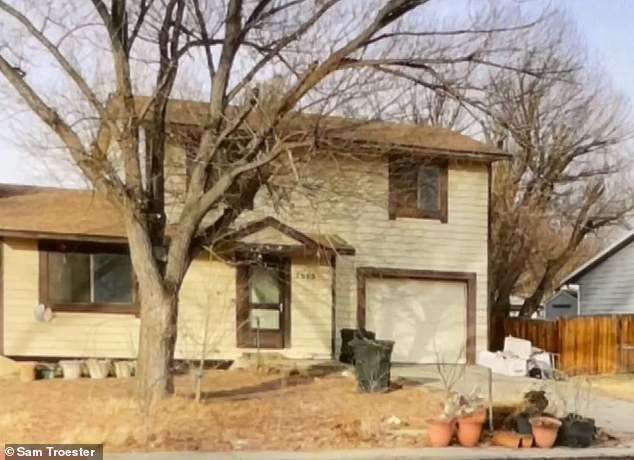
top-left (339, 328), bottom-right (376, 364)
top-left (350, 338), bottom-right (394, 393)
top-left (556, 414), bottom-right (595, 448)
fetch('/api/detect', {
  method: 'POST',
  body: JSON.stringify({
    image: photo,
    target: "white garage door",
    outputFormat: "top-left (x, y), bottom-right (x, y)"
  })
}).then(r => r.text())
top-left (365, 278), bottom-right (467, 364)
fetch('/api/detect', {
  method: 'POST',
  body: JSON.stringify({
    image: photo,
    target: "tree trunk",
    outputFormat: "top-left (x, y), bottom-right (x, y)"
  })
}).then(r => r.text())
top-left (122, 212), bottom-right (180, 407)
top-left (135, 281), bottom-right (179, 406)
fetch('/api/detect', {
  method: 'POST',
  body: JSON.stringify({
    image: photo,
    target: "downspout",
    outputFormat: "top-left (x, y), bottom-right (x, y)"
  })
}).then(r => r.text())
top-left (330, 253), bottom-right (337, 360)
top-left (487, 162), bottom-right (493, 351)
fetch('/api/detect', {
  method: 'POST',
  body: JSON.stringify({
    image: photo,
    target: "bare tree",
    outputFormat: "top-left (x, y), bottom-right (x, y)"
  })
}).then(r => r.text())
top-left (0, 0), bottom-right (552, 404)
top-left (483, 28), bottom-right (634, 320)
top-left (402, 14), bottom-right (633, 328)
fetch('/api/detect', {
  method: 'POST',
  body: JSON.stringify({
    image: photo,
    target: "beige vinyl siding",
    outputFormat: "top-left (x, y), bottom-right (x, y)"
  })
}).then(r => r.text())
top-left (287, 256), bottom-right (332, 358)
top-left (2, 151), bottom-right (488, 360)
top-left (175, 253), bottom-right (332, 360)
top-left (238, 156), bottom-right (489, 354)
top-left (2, 239), bottom-right (140, 358)
top-left (174, 256), bottom-right (237, 360)
top-left (2, 239), bottom-right (333, 360)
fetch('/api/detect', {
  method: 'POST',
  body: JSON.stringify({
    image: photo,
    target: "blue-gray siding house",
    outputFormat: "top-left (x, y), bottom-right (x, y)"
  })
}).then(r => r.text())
top-left (543, 289), bottom-right (578, 320)
top-left (560, 232), bottom-right (634, 315)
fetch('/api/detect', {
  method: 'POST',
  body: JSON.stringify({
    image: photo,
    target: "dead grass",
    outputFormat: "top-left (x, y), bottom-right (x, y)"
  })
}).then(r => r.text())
top-left (581, 373), bottom-right (634, 402)
top-left (0, 369), bottom-right (443, 452)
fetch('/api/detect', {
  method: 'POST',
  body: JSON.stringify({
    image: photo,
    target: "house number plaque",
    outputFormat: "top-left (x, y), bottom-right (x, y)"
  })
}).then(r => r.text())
top-left (296, 271), bottom-right (316, 280)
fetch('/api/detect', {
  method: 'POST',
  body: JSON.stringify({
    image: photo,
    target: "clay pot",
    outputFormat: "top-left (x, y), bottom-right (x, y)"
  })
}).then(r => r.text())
top-left (18, 361), bottom-right (38, 382)
top-left (492, 431), bottom-right (521, 448)
top-left (530, 416), bottom-right (562, 448)
top-left (460, 408), bottom-right (486, 424)
top-left (427, 419), bottom-right (454, 447)
top-left (113, 361), bottom-right (133, 378)
top-left (520, 434), bottom-right (534, 448)
top-left (59, 360), bottom-right (82, 379)
top-left (457, 416), bottom-right (484, 447)
top-left (86, 359), bottom-right (111, 379)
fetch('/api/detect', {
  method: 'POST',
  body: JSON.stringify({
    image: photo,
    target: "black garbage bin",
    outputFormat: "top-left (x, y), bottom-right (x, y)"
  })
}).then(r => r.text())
top-left (339, 328), bottom-right (376, 364)
top-left (350, 338), bottom-right (394, 393)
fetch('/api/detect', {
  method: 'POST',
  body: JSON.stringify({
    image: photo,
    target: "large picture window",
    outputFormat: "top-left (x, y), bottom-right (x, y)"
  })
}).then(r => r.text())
top-left (388, 156), bottom-right (448, 222)
top-left (39, 241), bottom-right (136, 314)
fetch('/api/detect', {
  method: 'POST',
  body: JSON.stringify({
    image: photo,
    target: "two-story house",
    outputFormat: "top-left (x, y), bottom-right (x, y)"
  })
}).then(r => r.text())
top-left (0, 99), bottom-right (508, 365)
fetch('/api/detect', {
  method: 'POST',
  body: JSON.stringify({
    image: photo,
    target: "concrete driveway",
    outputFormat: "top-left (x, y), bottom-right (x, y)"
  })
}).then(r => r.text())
top-left (391, 364), bottom-right (634, 438)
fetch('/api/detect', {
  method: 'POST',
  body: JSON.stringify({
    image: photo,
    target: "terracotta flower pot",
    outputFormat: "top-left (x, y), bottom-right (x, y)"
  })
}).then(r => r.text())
top-left (530, 416), bottom-right (562, 448)
top-left (19, 361), bottom-right (38, 382)
top-left (492, 431), bottom-right (521, 448)
top-left (427, 419), bottom-right (454, 447)
top-left (457, 417), bottom-right (483, 447)
top-left (520, 434), bottom-right (534, 448)
top-left (459, 408), bottom-right (486, 424)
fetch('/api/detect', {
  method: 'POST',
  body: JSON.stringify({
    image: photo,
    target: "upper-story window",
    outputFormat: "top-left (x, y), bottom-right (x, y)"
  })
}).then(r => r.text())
top-left (388, 156), bottom-right (448, 222)
top-left (39, 241), bottom-right (136, 314)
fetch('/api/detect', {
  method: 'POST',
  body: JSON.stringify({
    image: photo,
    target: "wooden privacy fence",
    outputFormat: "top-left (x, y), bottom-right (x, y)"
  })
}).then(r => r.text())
top-left (503, 314), bottom-right (634, 375)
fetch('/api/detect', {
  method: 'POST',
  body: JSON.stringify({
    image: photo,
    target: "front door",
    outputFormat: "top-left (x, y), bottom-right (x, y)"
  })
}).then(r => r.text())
top-left (237, 255), bottom-right (290, 349)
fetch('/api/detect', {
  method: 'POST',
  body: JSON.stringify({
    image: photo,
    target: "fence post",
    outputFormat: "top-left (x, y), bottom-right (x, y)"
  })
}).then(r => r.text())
top-left (617, 316), bottom-right (623, 373)
top-left (557, 317), bottom-right (565, 374)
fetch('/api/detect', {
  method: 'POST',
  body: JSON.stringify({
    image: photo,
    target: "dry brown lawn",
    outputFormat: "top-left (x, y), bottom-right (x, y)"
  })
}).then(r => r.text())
top-left (0, 369), bottom-right (444, 452)
top-left (582, 373), bottom-right (634, 402)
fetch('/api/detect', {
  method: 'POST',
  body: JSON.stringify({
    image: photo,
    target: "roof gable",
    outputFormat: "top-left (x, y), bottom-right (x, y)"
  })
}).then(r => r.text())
top-left (561, 232), bottom-right (634, 285)
top-left (219, 217), bottom-right (354, 255)
top-left (545, 289), bottom-right (578, 305)
top-left (239, 226), bottom-right (304, 246)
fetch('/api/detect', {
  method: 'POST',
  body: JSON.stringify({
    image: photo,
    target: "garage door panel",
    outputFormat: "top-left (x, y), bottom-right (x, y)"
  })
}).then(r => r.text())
top-left (366, 278), bottom-right (467, 364)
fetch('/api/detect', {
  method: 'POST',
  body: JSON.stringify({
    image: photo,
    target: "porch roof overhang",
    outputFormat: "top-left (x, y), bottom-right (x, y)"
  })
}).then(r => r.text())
top-left (214, 217), bottom-right (355, 257)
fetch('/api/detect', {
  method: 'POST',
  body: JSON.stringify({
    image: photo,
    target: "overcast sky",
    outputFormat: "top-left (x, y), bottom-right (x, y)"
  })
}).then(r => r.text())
top-left (1, 0), bottom-right (632, 187)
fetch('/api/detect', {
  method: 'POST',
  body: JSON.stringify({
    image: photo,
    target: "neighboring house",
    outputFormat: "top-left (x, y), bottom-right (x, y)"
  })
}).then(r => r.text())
top-left (0, 100), bottom-right (508, 365)
top-left (508, 295), bottom-right (543, 319)
top-left (508, 295), bottom-right (525, 318)
top-left (543, 288), bottom-right (578, 320)
top-left (560, 232), bottom-right (634, 316)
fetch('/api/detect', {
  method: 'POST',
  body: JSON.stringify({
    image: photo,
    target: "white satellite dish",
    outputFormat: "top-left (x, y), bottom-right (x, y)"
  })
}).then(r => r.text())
top-left (34, 303), bottom-right (53, 323)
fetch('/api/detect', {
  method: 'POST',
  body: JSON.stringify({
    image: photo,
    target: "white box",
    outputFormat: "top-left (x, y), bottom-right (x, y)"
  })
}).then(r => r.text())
top-left (499, 356), bottom-right (527, 377)
top-left (478, 350), bottom-right (527, 377)
top-left (504, 336), bottom-right (532, 360)
top-left (532, 351), bottom-right (551, 366)
top-left (478, 350), bottom-right (501, 371)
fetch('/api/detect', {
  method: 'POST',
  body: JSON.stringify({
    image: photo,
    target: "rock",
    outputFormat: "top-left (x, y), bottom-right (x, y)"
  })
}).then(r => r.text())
top-left (341, 369), bottom-right (354, 378)
top-left (230, 439), bottom-right (249, 450)
top-left (385, 415), bottom-right (402, 427)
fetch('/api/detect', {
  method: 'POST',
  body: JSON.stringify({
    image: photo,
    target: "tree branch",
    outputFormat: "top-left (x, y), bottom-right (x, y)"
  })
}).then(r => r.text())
top-left (129, 0), bottom-right (154, 52)
top-left (0, 52), bottom-right (125, 203)
top-left (0, 1), bottom-right (105, 116)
